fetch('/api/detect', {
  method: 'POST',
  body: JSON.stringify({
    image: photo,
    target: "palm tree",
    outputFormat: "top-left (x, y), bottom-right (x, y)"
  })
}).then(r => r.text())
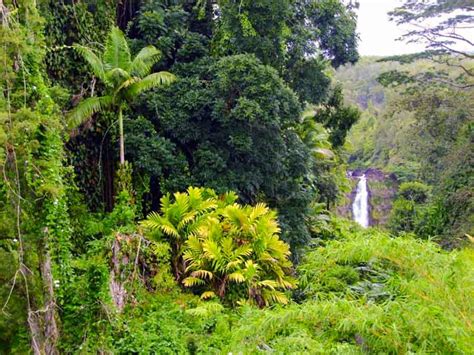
top-left (141, 187), bottom-right (296, 306)
top-left (141, 187), bottom-right (234, 280)
top-left (68, 26), bottom-right (175, 165)
top-left (296, 107), bottom-right (335, 160)
top-left (182, 201), bottom-right (296, 306)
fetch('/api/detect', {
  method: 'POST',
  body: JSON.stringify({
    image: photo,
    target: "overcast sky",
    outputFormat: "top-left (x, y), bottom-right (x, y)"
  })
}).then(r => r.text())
top-left (356, 0), bottom-right (474, 56)
top-left (357, 0), bottom-right (424, 56)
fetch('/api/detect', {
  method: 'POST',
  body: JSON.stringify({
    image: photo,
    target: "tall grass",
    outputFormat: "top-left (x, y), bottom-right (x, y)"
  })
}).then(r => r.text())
top-left (198, 229), bottom-right (474, 353)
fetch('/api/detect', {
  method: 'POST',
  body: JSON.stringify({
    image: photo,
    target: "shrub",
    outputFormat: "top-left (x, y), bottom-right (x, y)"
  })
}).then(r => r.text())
top-left (398, 181), bottom-right (431, 203)
top-left (142, 187), bottom-right (296, 306)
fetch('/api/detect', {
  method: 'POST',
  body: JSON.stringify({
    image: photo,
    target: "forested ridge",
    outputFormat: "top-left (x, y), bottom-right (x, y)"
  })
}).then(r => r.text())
top-left (0, 0), bottom-right (472, 353)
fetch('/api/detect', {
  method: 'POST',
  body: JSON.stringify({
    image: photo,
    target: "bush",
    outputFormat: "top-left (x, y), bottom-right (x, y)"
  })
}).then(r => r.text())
top-left (389, 181), bottom-right (432, 234)
top-left (398, 181), bottom-right (431, 203)
top-left (142, 187), bottom-right (296, 307)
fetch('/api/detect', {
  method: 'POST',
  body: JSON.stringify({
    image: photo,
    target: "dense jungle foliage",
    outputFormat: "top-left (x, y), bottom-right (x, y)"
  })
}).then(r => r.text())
top-left (0, 0), bottom-right (473, 353)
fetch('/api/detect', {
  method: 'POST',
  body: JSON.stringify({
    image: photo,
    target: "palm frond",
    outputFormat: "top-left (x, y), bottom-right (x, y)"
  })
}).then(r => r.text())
top-left (142, 212), bottom-right (180, 238)
top-left (200, 291), bottom-right (217, 300)
top-left (262, 289), bottom-right (289, 305)
top-left (203, 239), bottom-right (222, 262)
top-left (74, 45), bottom-right (105, 81)
top-left (105, 67), bottom-right (132, 88)
top-left (67, 95), bottom-right (113, 130)
top-left (103, 26), bottom-right (131, 71)
top-left (192, 270), bottom-right (214, 280)
top-left (234, 244), bottom-right (253, 259)
top-left (114, 77), bottom-right (139, 96)
top-left (130, 45), bottom-right (162, 77)
top-left (225, 259), bottom-right (243, 271)
top-left (182, 277), bottom-right (205, 287)
top-left (178, 210), bottom-right (198, 231)
top-left (249, 203), bottom-right (269, 221)
top-left (278, 277), bottom-right (297, 289)
top-left (141, 211), bottom-right (161, 230)
top-left (258, 280), bottom-right (279, 290)
top-left (228, 272), bottom-right (246, 283)
top-left (126, 71), bottom-right (175, 98)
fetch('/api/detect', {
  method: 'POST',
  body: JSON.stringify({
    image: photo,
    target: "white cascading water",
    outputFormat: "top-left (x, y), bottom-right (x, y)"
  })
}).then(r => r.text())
top-left (352, 174), bottom-right (369, 228)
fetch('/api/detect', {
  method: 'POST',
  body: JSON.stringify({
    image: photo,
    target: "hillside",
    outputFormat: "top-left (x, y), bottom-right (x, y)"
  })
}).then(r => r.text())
top-left (336, 56), bottom-right (474, 244)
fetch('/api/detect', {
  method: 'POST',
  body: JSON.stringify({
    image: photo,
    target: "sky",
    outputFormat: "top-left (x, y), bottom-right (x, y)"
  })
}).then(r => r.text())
top-left (357, 0), bottom-right (424, 56)
top-left (356, 0), bottom-right (474, 56)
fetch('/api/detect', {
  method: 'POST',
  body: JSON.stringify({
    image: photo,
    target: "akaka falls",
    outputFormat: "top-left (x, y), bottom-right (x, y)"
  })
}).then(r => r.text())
top-left (352, 174), bottom-right (369, 228)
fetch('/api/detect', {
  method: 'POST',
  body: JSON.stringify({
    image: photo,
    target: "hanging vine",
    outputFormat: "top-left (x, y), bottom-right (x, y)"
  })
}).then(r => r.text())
top-left (0, 1), bottom-right (73, 352)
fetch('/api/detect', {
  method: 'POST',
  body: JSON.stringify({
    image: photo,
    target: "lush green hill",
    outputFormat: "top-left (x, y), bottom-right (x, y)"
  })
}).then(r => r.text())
top-left (336, 56), bottom-right (474, 245)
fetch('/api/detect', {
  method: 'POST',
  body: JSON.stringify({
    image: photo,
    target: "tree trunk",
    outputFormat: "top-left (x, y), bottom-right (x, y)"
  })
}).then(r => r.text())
top-left (109, 234), bottom-right (128, 312)
top-left (119, 107), bottom-right (125, 165)
top-left (41, 250), bottom-right (59, 355)
top-left (103, 133), bottom-right (115, 212)
top-left (21, 264), bottom-right (43, 355)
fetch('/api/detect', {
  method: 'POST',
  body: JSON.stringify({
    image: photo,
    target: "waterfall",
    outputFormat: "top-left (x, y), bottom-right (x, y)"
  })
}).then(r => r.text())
top-left (352, 174), bottom-right (369, 228)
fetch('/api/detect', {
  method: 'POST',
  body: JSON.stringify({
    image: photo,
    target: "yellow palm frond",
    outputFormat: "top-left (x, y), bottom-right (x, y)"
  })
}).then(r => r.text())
top-left (182, 277), bottom-right (205, 287)
top-left (262, 290), bottom-right (289, 305)
top-left (258, 280), bottom-right (279, 290)
top-left (192, 270), bottom-right (214, 280)
top-left (200, 291), bottom-right (217, 300)
top-left (249, 203), bottom-right (269, 221)
top-left (228, 272), bottom-right (246, 283)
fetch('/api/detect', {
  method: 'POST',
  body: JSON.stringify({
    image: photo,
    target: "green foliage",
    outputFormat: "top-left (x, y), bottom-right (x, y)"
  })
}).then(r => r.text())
top-left (315, 85), bottom-right (361, 148)
top-left (68, 26), bottom-right (175, 165)
top-left (142, 186), bottom-right (229, 280)
top-left (142, 187), bottom-right (296, 306)
top-left (214, 0), bottom-right (291, 69)
top-left (195, 222), bottom-right (474, 353)
top-left (0, 2), bottom-right (73, 351)
top-left (294, 0), bottom-right (359, 68)
top-left (4, 1), bottom-right (473, 353)
top-left (340, 57), bottom-right (473, 242)
top-left (40, 0), bottom-right (115, 90)
top-left (398, 181), bottom-right (431, 203)
top-left (139, 54), bottom-right (314, 250)
top-left (388, 198), bottom-right (419, 234)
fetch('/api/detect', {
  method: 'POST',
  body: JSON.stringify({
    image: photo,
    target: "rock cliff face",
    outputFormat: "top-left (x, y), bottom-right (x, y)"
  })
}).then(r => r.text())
top-left (337, 168), bottom-right (398, 226)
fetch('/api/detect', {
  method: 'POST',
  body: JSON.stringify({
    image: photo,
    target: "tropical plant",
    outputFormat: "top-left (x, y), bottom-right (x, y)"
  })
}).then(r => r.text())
top-left (398, 181), bottom-right (431, 204)
top-left (141, 187), bottom-right (237, 280)
top-left (68, 26), bottom-right (175, 165)
top-left (182, 201), bottom-right (296, 307)
top-left (296, 108), bottom-right (335, 161)
top-left (142, 187), bottom-right (296, 306)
